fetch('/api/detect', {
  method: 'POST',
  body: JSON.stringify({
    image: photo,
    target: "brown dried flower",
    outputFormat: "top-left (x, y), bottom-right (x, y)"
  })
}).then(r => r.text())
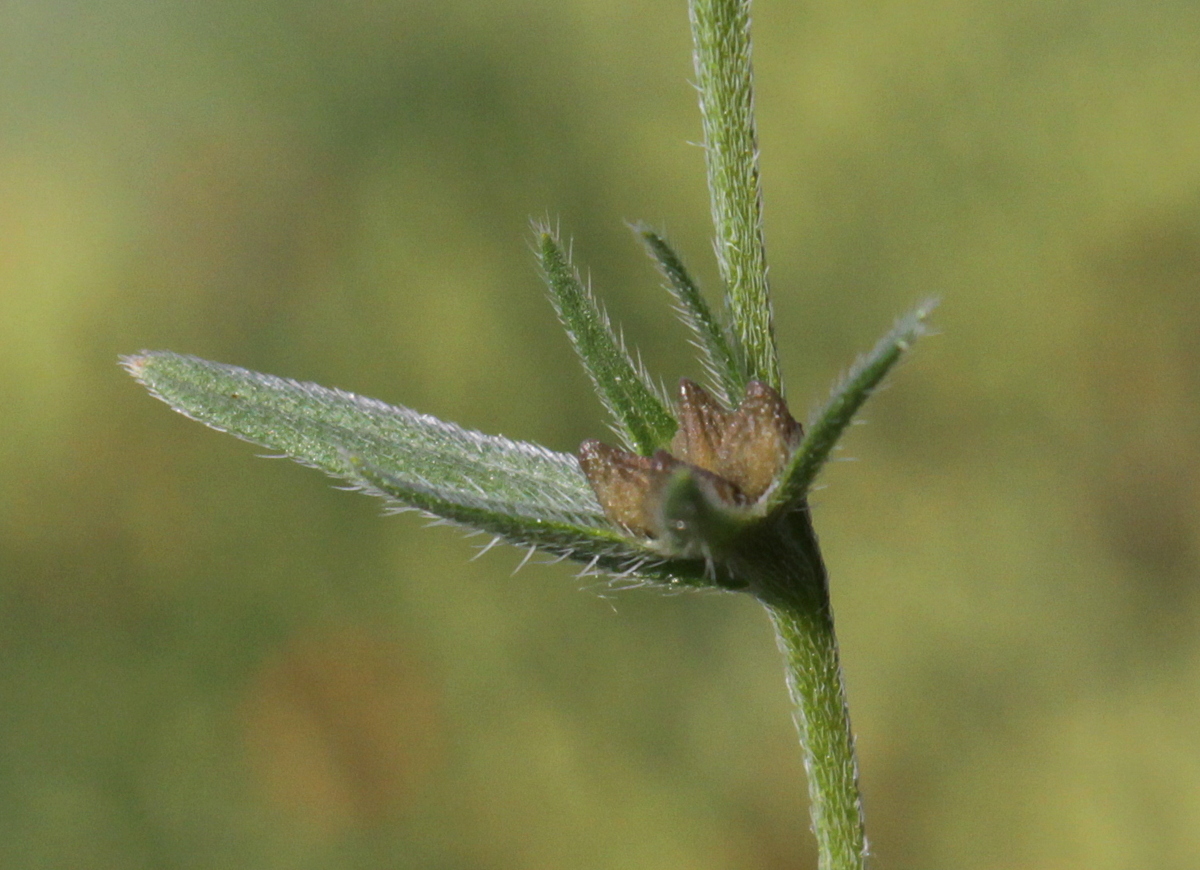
top-left (578, 379), bottom-right (802, 540)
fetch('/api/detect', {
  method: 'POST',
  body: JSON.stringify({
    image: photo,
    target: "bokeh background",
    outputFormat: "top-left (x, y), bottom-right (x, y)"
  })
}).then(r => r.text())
top-left (3, 0), bottom-right (1200, 867)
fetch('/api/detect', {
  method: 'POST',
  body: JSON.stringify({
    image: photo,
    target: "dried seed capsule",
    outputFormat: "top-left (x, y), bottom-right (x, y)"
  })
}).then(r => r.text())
top-left (670, 379), bottom-right (729, 474)
top-left (579, 380), bottom-right (801, 547)
top-left (719, 381), bottom-right (803, 500)
top-left (578, 440), bottom-right (665, 537)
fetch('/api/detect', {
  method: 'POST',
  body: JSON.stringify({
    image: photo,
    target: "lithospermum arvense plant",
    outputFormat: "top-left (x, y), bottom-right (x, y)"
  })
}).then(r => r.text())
top-left (123, 1), bottom-right (933, 867)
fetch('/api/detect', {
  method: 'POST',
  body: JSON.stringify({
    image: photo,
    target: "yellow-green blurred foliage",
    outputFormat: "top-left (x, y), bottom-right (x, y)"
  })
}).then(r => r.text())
top-left (2, 0), bottom-right (1199, 867)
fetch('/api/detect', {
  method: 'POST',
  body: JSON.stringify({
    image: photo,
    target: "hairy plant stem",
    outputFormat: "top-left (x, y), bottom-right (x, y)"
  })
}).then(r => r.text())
top-left (767, 600), bottom-right (865, 870)
top-left (689, 0), bottom-right (869, 864)
top-left (689, 0), bottom-right (780, 390)
top-left (734, 510), bottom-right (867, 870)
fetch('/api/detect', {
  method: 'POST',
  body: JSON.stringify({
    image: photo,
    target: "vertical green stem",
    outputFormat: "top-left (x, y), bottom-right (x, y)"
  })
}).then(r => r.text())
top-left (689, 0), bottom-right (780, 389)
top-left (690, 0), bottom-right (866, 863)
top-left (736, 513), bottom-right (867, 870)
top-left (766, 602), bottom-right (866, 870)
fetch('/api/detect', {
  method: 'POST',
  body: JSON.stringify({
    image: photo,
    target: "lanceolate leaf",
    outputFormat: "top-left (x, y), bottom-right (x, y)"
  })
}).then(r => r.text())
top-left (124, 351), bottom-right (716, 586)
top-left (125, 349), bottom-right (604, 524)
top-left (636, 225), bottom-right (747, 405)
top-left (537, 228), bottom-right (678, 455)
top-left (767, 300), bottom-right (937, 512)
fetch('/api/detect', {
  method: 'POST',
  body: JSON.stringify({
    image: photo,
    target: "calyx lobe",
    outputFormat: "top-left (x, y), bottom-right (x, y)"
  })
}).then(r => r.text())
top-left (579, 379), bottom-right (801, 539)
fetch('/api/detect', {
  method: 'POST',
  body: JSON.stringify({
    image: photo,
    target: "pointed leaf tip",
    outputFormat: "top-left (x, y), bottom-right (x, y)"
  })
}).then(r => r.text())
top-left (768, 300), bottom-right (936, 511)
top-left (123, 350), bottom-right (607, 520)
top-left (636, 227), bottom-right (747, 403)
top-left (120, 353), bottom-right (149, 379)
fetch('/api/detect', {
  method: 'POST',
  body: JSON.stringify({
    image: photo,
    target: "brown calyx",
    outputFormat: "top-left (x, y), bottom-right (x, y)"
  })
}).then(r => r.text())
top-left (578, 379), bottom-right (802, 538)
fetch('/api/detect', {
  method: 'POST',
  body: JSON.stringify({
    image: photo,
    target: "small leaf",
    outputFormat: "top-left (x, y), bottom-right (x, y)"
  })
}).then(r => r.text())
top-left (635, 225), bottom-right (746, 404)
top-left (767, 300), bottom-right (937, 511)
top-left (537, 226), bottom-right (678, 455)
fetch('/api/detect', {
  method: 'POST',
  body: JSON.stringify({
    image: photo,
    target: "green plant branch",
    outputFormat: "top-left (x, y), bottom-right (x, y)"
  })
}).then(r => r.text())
top-left (699, 500), bottom-right (865, 869)
top-left (689, 0), bottom-right (779, 390)
top-left (763, 576), bottom-right (866, 870)
top-left (124, 4), bottom-right (937, 868)
top-left (687, 2), bottom-right (908, 867)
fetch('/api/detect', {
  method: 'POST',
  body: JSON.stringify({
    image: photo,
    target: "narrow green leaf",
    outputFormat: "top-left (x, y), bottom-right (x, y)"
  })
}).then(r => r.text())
top-left (125, 351), bottom-right (714, 586)
top-left (124, 350), bottom-right (605, 523)
top-left (767, 300), bottom-right (937, 512)
top-left (635, 225), bottom-right (747, 405)
top-left (537, 227), bottom-right (678, 455)
top-left (689, 0), bottom-right (780, 389)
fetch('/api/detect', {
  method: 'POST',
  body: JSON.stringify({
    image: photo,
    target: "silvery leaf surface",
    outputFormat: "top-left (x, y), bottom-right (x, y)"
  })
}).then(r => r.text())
top-left (124, 351), bottom-right (702, 580)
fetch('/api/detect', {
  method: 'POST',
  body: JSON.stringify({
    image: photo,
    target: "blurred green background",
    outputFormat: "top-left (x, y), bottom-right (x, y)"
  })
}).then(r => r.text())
top-left (3, 0), bottom-right (1199, 867)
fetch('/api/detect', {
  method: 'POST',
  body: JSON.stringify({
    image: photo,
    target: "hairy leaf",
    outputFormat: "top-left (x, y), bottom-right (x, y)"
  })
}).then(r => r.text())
top-left (635, 225), bottom-right (746, 405)
top-left (537, 227), bottom-right (677, 455)
top-left (126, 351), bottom-right (596, 532)
top-left (349, 457), bottom-right (657, 574)
top-left (768, 300), bottom-right (937, 511)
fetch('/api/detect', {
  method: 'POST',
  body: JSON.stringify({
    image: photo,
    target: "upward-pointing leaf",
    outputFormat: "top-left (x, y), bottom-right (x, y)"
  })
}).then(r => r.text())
top-left (767, 300), bottom-right (937, 512)
top-left (635, 225), bottom-right (747, 406)
top-left (537, 227), bottom-right (678, 456)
